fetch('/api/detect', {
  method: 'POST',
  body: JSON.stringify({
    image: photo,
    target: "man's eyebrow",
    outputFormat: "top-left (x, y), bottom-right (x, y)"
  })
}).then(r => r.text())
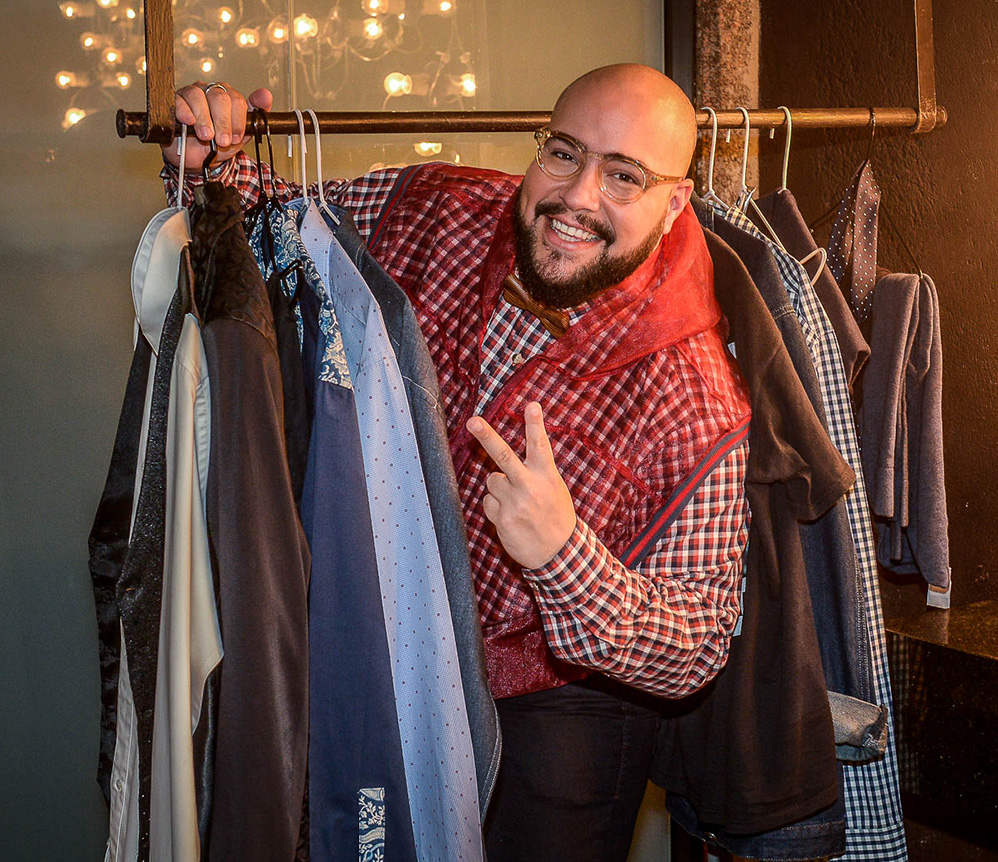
top-left (549, 129), bottom-right (643, 164)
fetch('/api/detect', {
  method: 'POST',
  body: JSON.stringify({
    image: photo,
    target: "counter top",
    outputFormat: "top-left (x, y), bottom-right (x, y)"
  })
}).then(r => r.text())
top-left (886, 599), bottom-right (998, 662)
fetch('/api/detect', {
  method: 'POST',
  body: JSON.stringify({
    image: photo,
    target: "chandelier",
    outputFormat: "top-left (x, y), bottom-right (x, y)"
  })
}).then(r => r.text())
top-left (55, 0), bottom-right (480, 130)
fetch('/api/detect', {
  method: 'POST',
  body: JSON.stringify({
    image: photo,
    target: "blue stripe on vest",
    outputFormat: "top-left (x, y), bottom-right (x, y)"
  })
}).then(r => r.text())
top-left (622, 419), bottom-right (750, 569)
top-left (369, 164), bottom-right (425, 247)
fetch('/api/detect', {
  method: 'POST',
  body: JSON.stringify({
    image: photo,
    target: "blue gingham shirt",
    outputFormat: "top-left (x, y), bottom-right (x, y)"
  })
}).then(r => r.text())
top-left (712, 201), bottom-right (907, 862)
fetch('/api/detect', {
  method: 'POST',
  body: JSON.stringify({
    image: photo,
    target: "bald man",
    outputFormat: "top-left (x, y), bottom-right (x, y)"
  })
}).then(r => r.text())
top-left (163, 65), bottom-right (751, 860)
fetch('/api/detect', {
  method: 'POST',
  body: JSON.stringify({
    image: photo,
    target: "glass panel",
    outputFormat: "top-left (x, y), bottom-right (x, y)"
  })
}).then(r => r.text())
top-left (0, 4), bottom-right (667, 851)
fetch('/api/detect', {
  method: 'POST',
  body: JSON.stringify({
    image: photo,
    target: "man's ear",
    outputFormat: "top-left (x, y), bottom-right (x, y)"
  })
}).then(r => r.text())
top-left (671, 178), bottom-right (695, 212)
top-left (662, 178), bottom-right (695, 233)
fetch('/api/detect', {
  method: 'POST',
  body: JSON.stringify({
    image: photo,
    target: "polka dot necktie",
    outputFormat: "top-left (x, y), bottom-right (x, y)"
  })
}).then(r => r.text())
top-left (827, 160), bottom-right (881, 325)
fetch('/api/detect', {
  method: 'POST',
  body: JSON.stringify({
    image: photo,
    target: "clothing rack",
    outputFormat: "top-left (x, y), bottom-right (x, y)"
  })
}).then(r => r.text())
top-left (117, 0), bottom-right (946, 144)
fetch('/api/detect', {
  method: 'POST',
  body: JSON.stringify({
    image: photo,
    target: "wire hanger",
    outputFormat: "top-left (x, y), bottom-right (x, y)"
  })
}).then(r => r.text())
top-left (778, 105), bottom-right (792, 191)
top-left (730, 107), bottom-right (791, 257)
top-left (775, 105), bottom-right (827, 285)
top-left (732, 106), bottom-right (755, 212)
top-left (305, 107), bottom-right (341, 226)
top-left (809, 108), bottom-right (877, 233)
top-left (202, 137), bottom-right (217, 181)
top-left (863, 107), bottom-right (877, 166)
top-left (244, 109), bottom-right (282, 245)
top-left (699, 106), bottom-right (725, 208)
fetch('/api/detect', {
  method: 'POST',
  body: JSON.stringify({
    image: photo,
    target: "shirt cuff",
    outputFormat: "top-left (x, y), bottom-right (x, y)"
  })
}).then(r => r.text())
top-left (522, 518), bottom-right (609, 606)
top-left (160, 153), bottom-right (237, 184)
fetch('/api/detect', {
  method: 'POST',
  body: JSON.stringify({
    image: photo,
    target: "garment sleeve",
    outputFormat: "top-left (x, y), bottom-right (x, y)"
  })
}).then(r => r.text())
top-left (160, 150), bottom-right (401, 233)
top-left (522, 439), bottom-right (749, 697)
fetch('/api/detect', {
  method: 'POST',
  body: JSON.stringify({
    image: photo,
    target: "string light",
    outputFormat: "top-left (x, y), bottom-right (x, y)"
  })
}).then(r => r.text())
top-left (293, 13), bottom-right (318, 38)
top-left (459, 72), bottom-right (476, 96)
top-left (266, 18), bottom-right (288, 43)
top-left (383, 72), bottom-right (412, 96)
top-left (63, 107), bottom-right (88, 129)
top-left (235, 26), bottom-right (259, 47)
top-left (414, 141), bottom-right (442, 156)
top-left (57, 0), bottom-right (475, 122)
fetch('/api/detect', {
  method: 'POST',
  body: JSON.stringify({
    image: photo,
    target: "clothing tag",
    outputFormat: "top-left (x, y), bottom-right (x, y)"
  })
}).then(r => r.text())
top-left (732, 574), bottom-right (747, 637)
top-left (926, 573), bottom-right (952, 609)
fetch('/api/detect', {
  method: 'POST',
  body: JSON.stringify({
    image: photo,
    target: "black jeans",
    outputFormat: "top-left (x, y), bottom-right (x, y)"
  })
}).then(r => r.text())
top-left (484, 677), bottom-right (661, 862)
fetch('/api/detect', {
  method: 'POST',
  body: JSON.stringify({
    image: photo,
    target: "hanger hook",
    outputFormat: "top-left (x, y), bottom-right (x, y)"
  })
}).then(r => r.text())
top-left (176, 125), bottom-right (188, 208)
top-left (304, 108), bottom-right (323, 204)
top-left (202, 136), bottom-right (217, 181)
top-left (778, 106), bottom-right (792, 190)
top-left (864, 108), bottom-right (877, 164)
top-left (306, 108), bottom-right (340, 224)
top-left (292, 108), bottom-right (308, 193)
top-left (261, 111), bottom-right (276, 168)
top-left (701, 106), bottom-right (719, 196)
top-left (737, 107), bottom-right (751, 192)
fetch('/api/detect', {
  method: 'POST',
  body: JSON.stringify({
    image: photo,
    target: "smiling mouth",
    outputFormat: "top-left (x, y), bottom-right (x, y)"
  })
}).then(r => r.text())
top-left (548, 217), bottom-right (602, 244)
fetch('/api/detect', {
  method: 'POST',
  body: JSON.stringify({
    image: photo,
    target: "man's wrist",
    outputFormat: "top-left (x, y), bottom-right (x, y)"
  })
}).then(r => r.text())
top-left (161, 153), bottom-right (234, 181)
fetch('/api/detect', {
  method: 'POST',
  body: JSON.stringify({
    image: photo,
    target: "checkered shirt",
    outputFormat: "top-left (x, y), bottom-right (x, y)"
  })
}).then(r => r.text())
top-left (713, 201), bottom-right (906, 860)
top-left (164, 154), bottom-right (750, 698)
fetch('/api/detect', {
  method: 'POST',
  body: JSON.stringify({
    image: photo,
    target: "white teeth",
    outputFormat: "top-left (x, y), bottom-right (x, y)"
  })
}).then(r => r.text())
top-left (550, 217), bottom-right (600, 243)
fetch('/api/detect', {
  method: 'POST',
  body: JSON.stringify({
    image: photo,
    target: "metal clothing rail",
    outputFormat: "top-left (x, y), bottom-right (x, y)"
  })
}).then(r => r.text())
top-left (117, 0), bottom-right (947, 145)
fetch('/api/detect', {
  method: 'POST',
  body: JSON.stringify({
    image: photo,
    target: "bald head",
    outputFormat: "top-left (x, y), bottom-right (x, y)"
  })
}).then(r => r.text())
top-left (551, 64), bottom-right (698, 179)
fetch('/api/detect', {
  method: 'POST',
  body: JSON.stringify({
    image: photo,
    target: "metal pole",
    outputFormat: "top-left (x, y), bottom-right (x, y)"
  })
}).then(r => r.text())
top-left (116, 104), bottom-right (948, 140)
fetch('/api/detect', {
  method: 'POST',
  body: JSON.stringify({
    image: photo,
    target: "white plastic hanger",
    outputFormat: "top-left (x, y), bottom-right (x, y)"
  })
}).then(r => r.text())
top-left (699, 106), bottom-right (726, 209)
top-left (730, 106), bottom-right (797, 260)
top-left (292, 108), bottom-right (309, 194)
top-left (778, 105), bottom-right (792, 191)
top-left (732, 106), bottom-right (755, 213)
top-left (176, 125), bottom-right (188, 208)
top-left (305, 107), bottom-right (340, 225)
top-left (775, 105), bottom-right (827, 286)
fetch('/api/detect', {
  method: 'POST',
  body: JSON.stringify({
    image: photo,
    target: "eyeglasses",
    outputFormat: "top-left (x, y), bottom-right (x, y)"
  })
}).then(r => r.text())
top-left (533, 127), bottom-right (685, 203)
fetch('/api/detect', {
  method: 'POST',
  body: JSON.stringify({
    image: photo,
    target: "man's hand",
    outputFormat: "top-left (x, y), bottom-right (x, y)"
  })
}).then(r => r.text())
top-left (161, 82), bottom-right (274, 171)
top-left (467, 402), bottom-right (577, 569)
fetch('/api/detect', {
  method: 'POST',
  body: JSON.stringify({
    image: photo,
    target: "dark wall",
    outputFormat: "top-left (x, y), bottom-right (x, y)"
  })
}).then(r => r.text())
top-left (757, 0), bottom-right (998, 618)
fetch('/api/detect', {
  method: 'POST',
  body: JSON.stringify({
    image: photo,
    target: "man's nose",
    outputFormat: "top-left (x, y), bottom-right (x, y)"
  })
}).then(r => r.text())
top-left (558, 160), bottom-right (603, 212)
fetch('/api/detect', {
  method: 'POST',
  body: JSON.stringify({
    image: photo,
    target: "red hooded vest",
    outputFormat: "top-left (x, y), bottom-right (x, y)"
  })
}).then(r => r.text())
top-left (367, 164), bottom-right (751, 698)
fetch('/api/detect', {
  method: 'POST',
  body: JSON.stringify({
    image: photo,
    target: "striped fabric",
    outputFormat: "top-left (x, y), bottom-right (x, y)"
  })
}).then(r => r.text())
top-left (712, 202), bottom-right (907, 861)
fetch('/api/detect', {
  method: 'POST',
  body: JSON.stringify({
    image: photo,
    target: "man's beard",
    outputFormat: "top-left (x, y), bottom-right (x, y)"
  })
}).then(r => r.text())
top-left (513, 194), bottom-right (666, 309)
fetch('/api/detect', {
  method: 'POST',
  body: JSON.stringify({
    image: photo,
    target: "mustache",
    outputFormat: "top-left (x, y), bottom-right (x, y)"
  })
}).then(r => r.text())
top-left (534, 201), bottom-right (615, 244)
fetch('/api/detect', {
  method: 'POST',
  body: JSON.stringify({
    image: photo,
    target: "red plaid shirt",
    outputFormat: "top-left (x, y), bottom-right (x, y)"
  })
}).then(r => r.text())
top-left (163, 153), bottom-right (750, 698)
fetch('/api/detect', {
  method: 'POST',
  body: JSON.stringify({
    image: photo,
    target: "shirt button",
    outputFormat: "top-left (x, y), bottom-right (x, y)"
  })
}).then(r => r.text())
top-left (114, 778), bottom-right (124, 792)
top-left (511, 352), bottom-right (525, 366)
